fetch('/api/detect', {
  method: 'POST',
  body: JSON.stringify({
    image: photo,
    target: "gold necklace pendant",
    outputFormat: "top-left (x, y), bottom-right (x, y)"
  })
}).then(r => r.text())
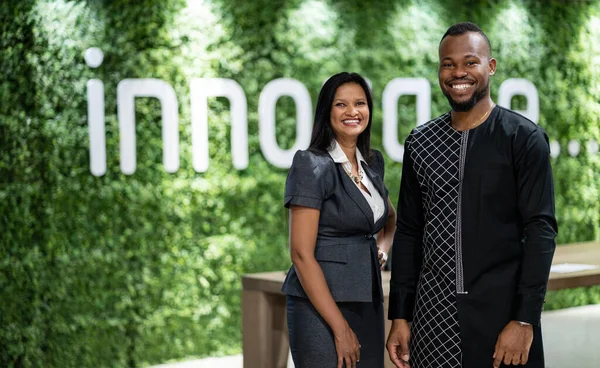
top-left (467, 103), bottom-right (495, 130)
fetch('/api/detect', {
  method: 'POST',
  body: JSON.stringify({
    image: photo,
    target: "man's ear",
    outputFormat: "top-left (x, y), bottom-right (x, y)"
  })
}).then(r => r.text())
top-left (489, 58), bottom-right (497, 76)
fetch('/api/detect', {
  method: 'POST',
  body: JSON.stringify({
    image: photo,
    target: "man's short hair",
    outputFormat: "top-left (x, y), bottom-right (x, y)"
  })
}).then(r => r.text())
top-left (440, 22), bottom-right (492, 56)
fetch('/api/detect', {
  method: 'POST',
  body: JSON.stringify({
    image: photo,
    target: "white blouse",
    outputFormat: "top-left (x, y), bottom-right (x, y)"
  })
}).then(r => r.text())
top-left (328, 140), bottom-right (385, 223)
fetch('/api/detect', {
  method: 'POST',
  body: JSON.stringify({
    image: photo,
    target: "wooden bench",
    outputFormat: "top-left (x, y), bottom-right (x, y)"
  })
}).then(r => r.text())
top-left (241, 241), bottom-right (600, 368)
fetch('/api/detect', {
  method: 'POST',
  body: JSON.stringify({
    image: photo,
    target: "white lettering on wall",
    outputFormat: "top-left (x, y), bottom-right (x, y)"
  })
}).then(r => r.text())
top-left (85, 47), bottom-right (106, 177)
top-left (258, 78), bottom-right (312, 168)
top-left (117, 79), bottom-right (180, 175)
top-left (87, 79), bottom-right (106, 177)
top-left (498, 78), bottom-right (539, 124)
top-left (190, 78), bottom-right (248, 172)
top-left (382, 78), bottom-right (431, 162)
top-left (87, 48), bottom-right (564, 174)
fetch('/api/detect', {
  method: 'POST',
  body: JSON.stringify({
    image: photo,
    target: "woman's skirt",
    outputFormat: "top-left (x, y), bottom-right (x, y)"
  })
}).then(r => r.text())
top-left (287, 295), bottom-right (385, 367)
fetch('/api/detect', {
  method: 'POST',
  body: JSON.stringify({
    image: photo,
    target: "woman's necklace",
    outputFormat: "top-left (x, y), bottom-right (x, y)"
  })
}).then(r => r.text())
top-left (343, 162), bottom-right (363, 185)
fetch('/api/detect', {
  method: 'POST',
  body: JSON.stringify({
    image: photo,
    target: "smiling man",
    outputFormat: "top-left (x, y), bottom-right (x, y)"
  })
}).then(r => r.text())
top-left (386, 22), bottom-right (558, 368)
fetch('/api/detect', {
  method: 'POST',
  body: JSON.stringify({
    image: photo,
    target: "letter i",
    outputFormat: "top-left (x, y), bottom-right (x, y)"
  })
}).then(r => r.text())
top-left (85, 47), bottom-right (106, 176)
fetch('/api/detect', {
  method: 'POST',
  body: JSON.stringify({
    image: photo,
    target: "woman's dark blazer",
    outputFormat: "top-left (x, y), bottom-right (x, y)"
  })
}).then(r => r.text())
top-left (281, 148), bottom-right (390, 303)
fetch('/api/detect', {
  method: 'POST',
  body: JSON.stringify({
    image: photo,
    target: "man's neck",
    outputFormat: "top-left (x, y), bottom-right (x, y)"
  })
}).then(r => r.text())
top-left (451, 98), bottom-right (495, 131)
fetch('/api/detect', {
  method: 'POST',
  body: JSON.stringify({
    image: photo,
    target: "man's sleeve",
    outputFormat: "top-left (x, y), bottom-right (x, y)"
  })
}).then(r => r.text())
top-left (513, 128), bottom-right (558, 325)
top-left (388, 136), bottom-right (425, 321)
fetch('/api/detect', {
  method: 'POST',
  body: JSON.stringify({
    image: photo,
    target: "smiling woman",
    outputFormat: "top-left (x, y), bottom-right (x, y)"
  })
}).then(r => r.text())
top-left (330, 83), bottom-right (371, 140)
top-left (282, 72), bottom-right (397, 367)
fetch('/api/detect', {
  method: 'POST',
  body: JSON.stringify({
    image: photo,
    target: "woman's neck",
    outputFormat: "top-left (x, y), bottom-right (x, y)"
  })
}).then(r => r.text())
top-left (336, 137), bottom-right (358, 168)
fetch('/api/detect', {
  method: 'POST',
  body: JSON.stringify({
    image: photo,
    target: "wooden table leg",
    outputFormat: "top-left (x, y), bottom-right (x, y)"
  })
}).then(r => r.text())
top-left (242, 290), bottom-right (289, 368)
top-left (272, 295), bottom-right (289, 368)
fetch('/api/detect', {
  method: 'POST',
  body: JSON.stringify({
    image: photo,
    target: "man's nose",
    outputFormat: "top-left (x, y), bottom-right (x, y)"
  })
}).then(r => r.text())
top-left (452, 66), bottom-right (468, 78)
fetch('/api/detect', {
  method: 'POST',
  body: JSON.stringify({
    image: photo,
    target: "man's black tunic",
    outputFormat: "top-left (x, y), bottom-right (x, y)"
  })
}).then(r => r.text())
top-left (389, 106), bottom-right (558, 368)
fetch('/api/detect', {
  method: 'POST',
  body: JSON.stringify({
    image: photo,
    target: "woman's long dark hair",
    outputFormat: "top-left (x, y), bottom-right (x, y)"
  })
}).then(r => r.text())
top-left (308, 72), bottom-right (374, 162)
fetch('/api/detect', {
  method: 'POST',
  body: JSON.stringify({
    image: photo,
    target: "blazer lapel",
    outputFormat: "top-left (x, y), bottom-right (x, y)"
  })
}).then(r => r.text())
top-left (362, 161), bottom-right (389, 229)
top-left (337, 164), bottom-right (374, 227)
top-left (362, 162), bottom-right (385, 200)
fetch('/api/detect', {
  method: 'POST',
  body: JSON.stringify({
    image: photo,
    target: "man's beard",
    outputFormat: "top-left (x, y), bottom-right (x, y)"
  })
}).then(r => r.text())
top-left (443, 81), bottom-right (489, 112)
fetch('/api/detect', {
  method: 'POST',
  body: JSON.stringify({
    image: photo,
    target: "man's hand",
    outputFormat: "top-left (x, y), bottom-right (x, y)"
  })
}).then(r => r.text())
top-left (493, 321), bottom-right (534, 367)
top-left (386, 319), bottom-right (411, 367)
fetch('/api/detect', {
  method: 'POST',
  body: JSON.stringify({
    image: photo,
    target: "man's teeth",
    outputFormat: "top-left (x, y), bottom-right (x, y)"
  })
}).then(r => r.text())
top-left (452, 84), bottom-right (473, 90)
top-left (343, 119), bottom-right (360, 124)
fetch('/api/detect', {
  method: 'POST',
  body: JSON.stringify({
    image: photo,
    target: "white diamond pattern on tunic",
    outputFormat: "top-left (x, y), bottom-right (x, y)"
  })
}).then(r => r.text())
top-left (407, 113), bottom-right (465, 368)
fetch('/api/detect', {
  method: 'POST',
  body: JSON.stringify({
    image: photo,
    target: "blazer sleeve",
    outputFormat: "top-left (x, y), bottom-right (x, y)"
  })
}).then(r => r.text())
top-left (388, 134), bottom-right (425, 321)
top-left (284, 150), bottom-right (330, 210)
top-left (513, 128), bottom-right (558, 325)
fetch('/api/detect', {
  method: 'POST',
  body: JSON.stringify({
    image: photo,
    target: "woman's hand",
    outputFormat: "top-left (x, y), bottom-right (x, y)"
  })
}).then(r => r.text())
top-left (333, 322), bottom-right (361, 368)
top-left (377, 197), bottom-right (396, 270)
top-left (378, 248), bottom-right (388, 270)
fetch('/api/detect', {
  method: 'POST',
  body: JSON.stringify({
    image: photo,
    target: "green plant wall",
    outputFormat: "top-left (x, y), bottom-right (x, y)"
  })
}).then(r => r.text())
top-left (1, 0), bottom-right (599, 367)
